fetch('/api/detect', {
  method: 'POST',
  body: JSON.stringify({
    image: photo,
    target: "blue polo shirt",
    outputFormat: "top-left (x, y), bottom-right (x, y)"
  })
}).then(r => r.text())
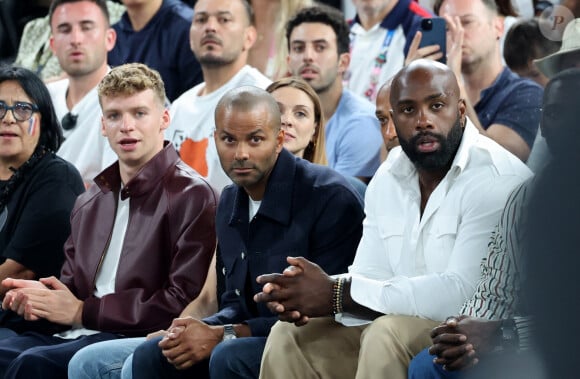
top-left (475, 67), bottom-right (543, 148)
top-left (326, 89), bottom-right (382, 178)
top-left (204, 149), bottom-right (364, 336)
top-left (109, 0), bottom-right (202, 101)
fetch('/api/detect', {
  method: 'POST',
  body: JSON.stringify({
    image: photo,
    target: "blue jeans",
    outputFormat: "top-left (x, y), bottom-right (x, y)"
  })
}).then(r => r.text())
top-left (130, 335), bottom-right (266, 379)
top-left (0, 327), bottom-right (17, 339)
top-left (0, 331), bottom-right (119, 379)
top-left (209, 337), bottom-right (266, 379)
top-left (408, 348), bottom-right (462, 379)
top-left (131, 336), bottom-right (207, 379)
top-left (68, 337), bottom-right (145, 379)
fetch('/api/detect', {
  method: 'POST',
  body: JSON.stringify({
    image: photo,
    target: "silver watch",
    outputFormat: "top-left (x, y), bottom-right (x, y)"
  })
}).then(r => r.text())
top-left (223, 324), bottom-right (237, 341)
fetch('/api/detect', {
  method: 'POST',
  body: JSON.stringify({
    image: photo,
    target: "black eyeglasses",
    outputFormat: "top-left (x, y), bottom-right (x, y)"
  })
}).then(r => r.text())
top-left (0, 101), bottom-right (39, 122)
top-left (61, 112), bottom-right (78, 131)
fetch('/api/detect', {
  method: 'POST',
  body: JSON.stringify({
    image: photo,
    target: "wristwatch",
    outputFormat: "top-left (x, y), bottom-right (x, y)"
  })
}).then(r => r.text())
top-left (499, 319), bottom-right (518, 351)
top-left (223, 324), bottom-right (237, 341)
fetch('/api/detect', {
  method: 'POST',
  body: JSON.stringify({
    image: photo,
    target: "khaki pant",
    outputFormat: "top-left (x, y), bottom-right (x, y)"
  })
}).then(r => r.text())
top-left (259, 315), bottom-right (440, 379)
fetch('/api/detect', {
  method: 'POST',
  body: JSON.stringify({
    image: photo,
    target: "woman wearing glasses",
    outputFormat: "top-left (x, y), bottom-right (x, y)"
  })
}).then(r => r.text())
top-left (0, 66), bottom-right (84, 336)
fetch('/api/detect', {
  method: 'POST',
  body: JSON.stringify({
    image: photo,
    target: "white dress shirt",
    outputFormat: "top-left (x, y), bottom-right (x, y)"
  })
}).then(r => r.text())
top-left (343, 120), bottom-right (533, 325)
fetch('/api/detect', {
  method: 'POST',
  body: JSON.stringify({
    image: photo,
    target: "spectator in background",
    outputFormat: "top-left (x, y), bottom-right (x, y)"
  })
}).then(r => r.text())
top-left (346, 0), bottom-right (431, 102)
top-left (249, 0), bottom-right (312, 79)
top-left (503, 17), bottom-right (561, 173)
top-left (165, 0), bottom-right (270, 192)
top-left (527, 17), bottom-right (578, 172)
top-left (504, 18), bottom-right (561, 87)
top-left (47, 0), bottom-right (118, 185)
top-left (109, 0), bottom-right (202, 101)
top-left (266, 77), bottom-right (327, 165)
top-left (286, 5), bottom-right (383, 184)
top-left (0, 66), bottom-right (84, 337)
top-left (534, 18), bottom-right (580, 78)
top-left (495, 0), bottom-right (519, 58)
top-left (266, 77), bottom-right (367, 197)
top-left (374, 79), bottom-right (400, 161)
top-left (14, 0), bottom-right (124, 81)
top-left (432, 0), bottom-right (543, 162)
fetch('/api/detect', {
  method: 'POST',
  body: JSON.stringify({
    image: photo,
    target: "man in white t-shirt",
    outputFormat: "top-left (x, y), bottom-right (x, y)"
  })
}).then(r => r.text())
top-left (346, 0), bottom-right (431, 102)
top-left (166, 0), bottom-right (271, 191)
top-left (47, 0), bottom-right (118, 186)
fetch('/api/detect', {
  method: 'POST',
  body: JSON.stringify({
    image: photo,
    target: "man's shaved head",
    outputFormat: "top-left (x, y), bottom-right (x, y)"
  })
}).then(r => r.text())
top-left (215, 86), bottom-right (281, 132)
top-left (390, 60), bottom-right (460, 107)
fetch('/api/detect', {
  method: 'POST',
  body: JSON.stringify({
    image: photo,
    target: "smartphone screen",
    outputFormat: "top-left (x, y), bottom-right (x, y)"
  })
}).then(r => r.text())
top-left (418, 17), bottom-right (447, 64)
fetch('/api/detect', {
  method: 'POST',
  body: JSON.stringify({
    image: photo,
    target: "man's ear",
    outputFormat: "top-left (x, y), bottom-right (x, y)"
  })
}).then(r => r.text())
top-left (49, 35), bottom-right (56, 54)
top-left (243, 25), bottom-right (258, 52)
top-left (101, 117), bottom-right (107, 136)
top-left (458, 99), bottom-right (467, 127)
top-left (276, 128), bottom-right (285, 153)
top-left (494, 15), bottom-right (504, 41)
top-left (160, 108), bottom-right (170, 132)
top-left (337, 52), bottom-right (350, 74)
top-left (105, 27), bottom-right (117, 52)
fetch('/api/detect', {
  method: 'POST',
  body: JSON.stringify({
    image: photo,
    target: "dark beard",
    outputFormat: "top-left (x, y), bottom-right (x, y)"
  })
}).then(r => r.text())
top-left (399, 116), bottom-right (464, 171)
top-left (198, 54), bottom-right (236, 68)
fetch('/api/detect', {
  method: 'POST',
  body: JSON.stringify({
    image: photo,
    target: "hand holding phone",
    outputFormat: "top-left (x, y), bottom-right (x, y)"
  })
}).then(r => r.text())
top-left (418, 17), bottom-right (447, 64)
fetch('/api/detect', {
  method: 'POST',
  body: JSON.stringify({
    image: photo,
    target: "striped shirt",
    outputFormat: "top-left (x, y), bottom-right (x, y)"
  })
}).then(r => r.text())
top-left (461, 178), bottom-right (534, 350)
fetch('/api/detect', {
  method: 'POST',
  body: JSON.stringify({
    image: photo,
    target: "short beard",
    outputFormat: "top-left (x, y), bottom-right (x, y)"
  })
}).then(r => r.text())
top-left (399, 115), bottom-right (464, 171)
top-left (199, 54), bottom-right (236, 68)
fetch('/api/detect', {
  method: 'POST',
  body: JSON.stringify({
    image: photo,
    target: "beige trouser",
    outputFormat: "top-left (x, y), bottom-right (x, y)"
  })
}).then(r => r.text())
top-left (259, 315), bottom-right (440, 379)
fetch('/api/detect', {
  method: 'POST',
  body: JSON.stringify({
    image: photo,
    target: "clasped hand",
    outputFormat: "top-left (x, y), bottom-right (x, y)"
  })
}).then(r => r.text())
top-left (428, 316), bottom-right (501, 371)
top-left (253, 256), bottom-right (334, 326)
top-left (1, 276), bottom-right (83, 326)
top-left (158, 317), bottom-right (222, 370)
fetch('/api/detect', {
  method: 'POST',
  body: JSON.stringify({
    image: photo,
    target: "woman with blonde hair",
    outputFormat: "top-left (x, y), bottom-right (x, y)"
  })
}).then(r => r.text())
top-left (266, 77), bottom-right (327, 165)
top-left (250, 0), bottom-right (313, 79)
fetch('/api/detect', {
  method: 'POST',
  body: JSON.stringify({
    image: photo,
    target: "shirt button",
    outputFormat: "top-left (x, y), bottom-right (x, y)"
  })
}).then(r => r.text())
top-left (241, 251), bottom-right (246, 259)
top-left (235, 289), bottom-right (241, 296)
top-left (222, 267), bottom-right (226, 276)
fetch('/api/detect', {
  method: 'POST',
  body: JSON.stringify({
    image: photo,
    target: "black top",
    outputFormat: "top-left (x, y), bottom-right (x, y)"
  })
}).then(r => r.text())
top-left (0, 152), bottom-right (84, 278)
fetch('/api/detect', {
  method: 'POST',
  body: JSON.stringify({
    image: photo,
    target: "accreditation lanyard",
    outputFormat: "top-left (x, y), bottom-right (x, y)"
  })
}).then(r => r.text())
top-left (344, 28), bottom-right (395, 101)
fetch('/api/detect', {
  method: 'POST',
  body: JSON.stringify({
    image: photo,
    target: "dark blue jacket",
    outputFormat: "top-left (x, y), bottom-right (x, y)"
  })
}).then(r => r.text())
top-left (204, 149), bottom-right (364, 336)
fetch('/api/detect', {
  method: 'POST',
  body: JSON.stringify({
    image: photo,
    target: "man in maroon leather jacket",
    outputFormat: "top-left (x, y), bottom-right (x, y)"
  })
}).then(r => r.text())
top-left (0, 63), bottom-right (219, 379)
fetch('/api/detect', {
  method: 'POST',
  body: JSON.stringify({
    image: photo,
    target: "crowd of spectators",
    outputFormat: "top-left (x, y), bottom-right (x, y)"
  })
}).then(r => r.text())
top-left (0, 0), bottom-right (578, 378)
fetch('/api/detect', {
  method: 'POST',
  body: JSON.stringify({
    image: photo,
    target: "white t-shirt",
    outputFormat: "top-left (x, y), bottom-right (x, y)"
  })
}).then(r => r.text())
top-left (248, 198), bottom-right (261, 221)
top-left (48, 78), bottom-right (117, 185)
top-left (56, 192), bottom-right (129, 339)
top-left (166, 65), bottom-right (271, 192)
